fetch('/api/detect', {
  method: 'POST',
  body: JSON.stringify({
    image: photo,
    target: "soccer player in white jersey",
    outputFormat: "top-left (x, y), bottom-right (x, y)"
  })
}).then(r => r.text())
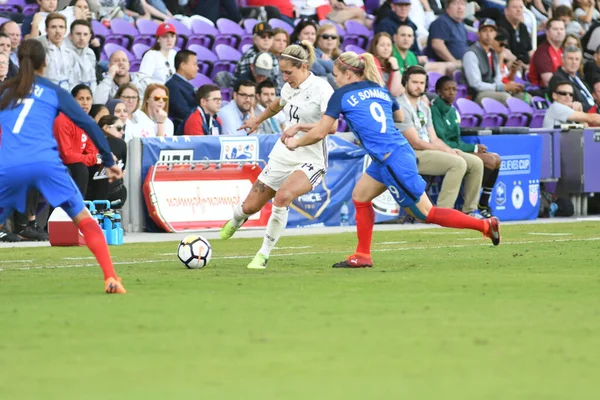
top-left (220, 41), bottom-right (336, 269)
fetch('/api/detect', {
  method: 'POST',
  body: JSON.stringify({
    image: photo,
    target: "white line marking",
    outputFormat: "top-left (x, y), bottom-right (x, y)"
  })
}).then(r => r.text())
top-left (377, 241), bottom-right (408, 245)
top-left (0, 259), bottom-right (33, 263)
top-left (62, 257), bottom-right (96, 260)
top-left (2, 236), bottom-right (599, 272)
top-left (421, 231), bottom-right (466, 235)
top-left (527, 232), bottom-right (573, 236)
top-left (274, 246), bottom-right (313, 250)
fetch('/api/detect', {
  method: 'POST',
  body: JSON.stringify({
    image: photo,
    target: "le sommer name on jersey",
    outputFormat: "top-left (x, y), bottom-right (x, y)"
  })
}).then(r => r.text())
top-left (346, 88), bottom-right (391, 107)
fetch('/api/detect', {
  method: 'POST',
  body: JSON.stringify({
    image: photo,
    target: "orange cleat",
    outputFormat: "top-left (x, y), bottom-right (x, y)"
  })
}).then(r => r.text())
top-left (105, 277), bottom-right (127, 294)
top-left (485, 217), bottom-right (501, 246)
top-left (332, 253), bottom-right (373, 268)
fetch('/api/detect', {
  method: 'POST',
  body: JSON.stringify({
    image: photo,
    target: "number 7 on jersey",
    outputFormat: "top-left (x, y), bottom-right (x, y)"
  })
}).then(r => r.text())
top-left (12, 98), bottom-right (34, 134)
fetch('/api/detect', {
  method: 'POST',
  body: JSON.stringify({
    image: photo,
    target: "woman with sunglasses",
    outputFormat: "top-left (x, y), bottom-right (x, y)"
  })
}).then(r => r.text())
top-left (54, 84), bottom-right (100, 198)
top-left (282, 51), bottom-right (501, 268)
top-left (86, 115), bottom-right (128, 208)
top-left (316, 24), bottom-right (341, 62)
top-left (139, 23), bottom-right (177, 84)
top-left (221, 41), bottom-right (336, 270)
top-left (290, 19), bottom-right (331, 77)
top-left (119, 83), bottom-right (173, 141)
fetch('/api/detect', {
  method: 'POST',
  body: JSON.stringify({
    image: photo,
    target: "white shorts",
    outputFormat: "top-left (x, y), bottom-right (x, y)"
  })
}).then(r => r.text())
top-left (258, 159), bottom-right (325, 191)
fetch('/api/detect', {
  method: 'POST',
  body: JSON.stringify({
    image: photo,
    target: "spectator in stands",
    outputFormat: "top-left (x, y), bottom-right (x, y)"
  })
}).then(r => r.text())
top-left (426, 0), bottom-right (468, 67)
top-left (165, 49), bottom-right (198, 131)
top-left (291, 0), bottom-right (321, 20)
top-left (54, 84), bottom-right (99, 196)
top-left (290, 19), bottom-right (332, 77)
top-left (132, 83), bottom-right (174, 139)
top-left (496, 0), bottom-right (533, 65)
top-left (574, 0), bottom-right (600, 33)
top-left (543, 81), bottom-right (600, 127)
top-left (549, 46), bottom-right (595, 112)
top-left (183, 84), bottom-right (223, 136)
top-left (317, 24), bottom-right (341, 62)
top-left (432, 76), bottom-right (501, 218)
top-left (236, 52), bottom-right (275, 90)
top-left (584, 44), bottom-right (600, 88)
top-left (270, 28), bottom-right (290, 57)
top-left (494, 28), bottom-right (524, 87)
top-left (392, 25), bottom-right (454, 77)
top-left (115, 82), bottom-right (148, 141)
top-left (94, 50), bottom-right (151, 104)
top-left (192, 0), bottom-right (243, 24)
top-left (23, 0), bottom-right (59, 39)
top-left (0, 34), bottom-right (17, 79)
top-left (529, 18), bottom-right (565, 89)
top-left (375, 0), bottom-right (420, 55)
top-left (254, 79), bottom-right (287, 134)
top-left (553, 5), bottom-right (585, 37)
top-left (327, 0), bottom-right (372, 28)
top-left (396, 66), bottom-right (484, 217)
top-left (463, 19), bottom-right (524, 105)
top-left (248, 0), bottom-right (295, 25)
top-left (368, 33), bottom-right (404, 97)
top-left (587, 80), bottom-right (600, 120)
top-left (68, 19), bottom-right (96, 92)
top-left (0, 20), bottom-right (22, 68)
top-left (0, 53), bottom-right (9, 83)
top-left (90, 104), bottom-right (109, 122)
top-left (106, 99), bottom-right (128, 126)
top-left (144, 0), bottom-right (173, 20)
top-left (220, 80), bottom-right (257, 136)
top-left (139, 22), bottom-right (177, 84)
top-left (39, 13), bottom-right (77, 91)
top-left (234, 23), bottom-right (282, 94)
top-left (86, 115), bottom-right (127, 207)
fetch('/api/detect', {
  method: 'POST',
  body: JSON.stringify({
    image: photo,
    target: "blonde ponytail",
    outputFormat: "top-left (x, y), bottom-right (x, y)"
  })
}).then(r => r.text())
top-left (280, 40), bottom-right (315, 69)
top-left (335, 51), bottom-right (385, 87)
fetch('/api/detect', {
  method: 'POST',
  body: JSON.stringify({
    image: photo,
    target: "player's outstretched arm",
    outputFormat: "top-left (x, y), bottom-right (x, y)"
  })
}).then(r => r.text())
top-left (284, 115), bottom-right (336, 150)
top-left (239, 97), bottom-right (285, 135)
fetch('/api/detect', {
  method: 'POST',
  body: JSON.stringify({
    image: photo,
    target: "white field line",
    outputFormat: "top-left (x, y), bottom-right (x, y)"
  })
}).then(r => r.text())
top-left (1, 237), bottom-right (599, 272)
top-left (0, 259), bottom-right (33, 263)
top-left (527, 232), bottom-right (573, 236)
top-left (377, 241), bottom-right (408, 245)
top-left (62, 257), bottom-right (97, 260)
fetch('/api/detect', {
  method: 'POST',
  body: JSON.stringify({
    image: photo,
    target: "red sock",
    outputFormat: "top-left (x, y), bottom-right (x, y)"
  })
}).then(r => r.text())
top-left (78, 217), bottom-right (117, 280)
top-left (354, 200), bottom-right (375, 257)
top-left (425, 206), bottom-right (486, 233)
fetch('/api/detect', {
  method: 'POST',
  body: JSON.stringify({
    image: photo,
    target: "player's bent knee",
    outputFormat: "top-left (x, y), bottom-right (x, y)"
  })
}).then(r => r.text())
top-left (273, 190), bottom-right (295, 208)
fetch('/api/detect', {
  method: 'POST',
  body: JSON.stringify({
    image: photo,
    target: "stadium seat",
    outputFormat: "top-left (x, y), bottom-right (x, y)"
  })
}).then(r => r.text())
top-left (103, 43), bottom-right (135, 62)
top-left (243, 18), bottom-right (259, 34)
top-left (0, 0), bottom-right (23, 13)
top-left (109, 18), bottom-right (138, 49)
top-left (22, 3), bottom-right (38, 15)
top-left (131, 43), bottom-right (150, 60)
top-left (216, 18), bottom-right (245, 49)
top-left (213, 44), bottom-right (241, 77)
top-left (240, 43), bottom-right (252, 53)
top-left (135, 19), bottom-right (159, 47)
top-left (456, 98), bottom-right (483, 128)
top-left (506, 97), bottom-right (533, 126)
top-left (91, 20), bottom-right (111, 43)
top-left (531, 96), bottom-right (549, 128)
top-left (190, 73), bottom-right (213, 89)
top-left (189, 19), bottom-right (219, 49)
top-left (481, 98), bottom-right (509, 127)
top-left (187, 44), bottom-right (218, 76)
top-left (343, 20), bottom-right (371, 49)
top-left (344, 44), bottom-right (365, 53)
top-left (428, 72), bottom-right (443, 93)
top-left (268, 18), bottom-right (294, 35)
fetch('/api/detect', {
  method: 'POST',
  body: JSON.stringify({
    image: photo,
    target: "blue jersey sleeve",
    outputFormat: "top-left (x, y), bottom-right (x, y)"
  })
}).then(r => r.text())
top-left (392, 98), bottom-right (399, 113)
top-left (56, 89), bottom-right (115, 168)
top-left (324, 89), bottom-right (344, 120)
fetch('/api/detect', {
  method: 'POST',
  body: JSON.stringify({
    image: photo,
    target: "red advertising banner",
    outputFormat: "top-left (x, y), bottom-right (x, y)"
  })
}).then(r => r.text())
top-left (143, 162), bottom-right (272, 232)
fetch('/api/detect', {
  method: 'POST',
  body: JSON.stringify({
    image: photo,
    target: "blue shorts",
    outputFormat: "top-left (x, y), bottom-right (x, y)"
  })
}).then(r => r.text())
top-left (0, 162), bottom-right (85, 223)
top-left (365, 145), bottom-right (427, 208)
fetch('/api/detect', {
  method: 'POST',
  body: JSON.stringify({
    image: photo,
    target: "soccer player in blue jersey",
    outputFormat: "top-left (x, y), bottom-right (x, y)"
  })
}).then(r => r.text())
top-left (0, 39), bottom-right (126, 293)
top-left (283, 51), bottom-right (501, 268)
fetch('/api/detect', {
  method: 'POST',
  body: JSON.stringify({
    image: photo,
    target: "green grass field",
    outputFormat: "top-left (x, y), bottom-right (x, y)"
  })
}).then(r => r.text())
top-left (1, 222), bottom-right (599, 399)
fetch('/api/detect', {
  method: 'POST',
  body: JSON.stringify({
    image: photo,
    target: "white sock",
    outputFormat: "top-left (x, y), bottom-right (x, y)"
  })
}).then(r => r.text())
top-left (258, 205), bottom-right (289, 258)
top-left (231, 203), bottom-right (251, 228)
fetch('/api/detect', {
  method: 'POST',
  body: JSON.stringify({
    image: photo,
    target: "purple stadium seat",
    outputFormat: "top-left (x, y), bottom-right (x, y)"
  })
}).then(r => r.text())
top-left (320, 19), bottom-right (346, 36)
top-left (91, 20), bottom-right (111, 42)
top-left (243, 18), bottom-right (259, 34)
top-left (216, 18), bottom-right (244, 48)
top-left (190, 19), bottom-right (219, 49)
top-left (428, 72), bottom-right (443, 93)
top-left (187, 44), bottom-right (218, 76)
top-left (103, 43), bottom-right (135, 62)
top-left (0, 17), bottom-right (9, 25)
top-left (268, 18), bottom-right (293, 35)
top-left (0, 0), bottom-right (24, 13)
top-left (506, 97), bottom-right (533, 126)
top-left (109, 18), bottom-right (138, 49)
top-left (213, 44), bottom-right (241, 77)
top-left (190, 73), bottom-right (213, 89)
top-left (343, 20), bottom-right (371, 49)
top-left (337, 116), bottom-right (347, 132)
top-left (22, 3), bottom-right (38, 15)
top-left (467, 30), bottom-right (478, 43)
top-left (456, 98), bottom-right (483, 127)
top-left (135, 19), bottom-right (158, 47)
top-left (165, 19), bottom-right (190, 49)
top-left (344, 44), bottom-right (365, 53)
top-left (480, 98), bottom-right (507, 127)
top-left (241, 43), bottom-right (252, 53)
top-left (530, 96), bottom-right (548, 128)
top-left (132, 43), bottom-right (150, 60)
top-left (130, 60), bottom-right (141, 72)
top-left (221, 88), bottom-right (232, 102)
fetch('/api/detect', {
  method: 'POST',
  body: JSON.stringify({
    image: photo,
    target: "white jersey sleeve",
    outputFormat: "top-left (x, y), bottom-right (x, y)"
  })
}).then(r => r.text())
top-left (268, 74), bottom-right (334, 167)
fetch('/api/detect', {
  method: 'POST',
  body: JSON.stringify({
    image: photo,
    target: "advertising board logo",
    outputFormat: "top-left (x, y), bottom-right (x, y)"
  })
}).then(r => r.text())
top-left (500, 155), bottom-right (531, 175)
top-left (220, 136), bottom-right (259, 160)
top-left (495, 181), bottom-right (506, 207)
top-left (291, 181), bottom-right (331, 220)
top-left (529, 180), bottom-right (539, 207)
top-left (512, 181), bottom-right (524, 210)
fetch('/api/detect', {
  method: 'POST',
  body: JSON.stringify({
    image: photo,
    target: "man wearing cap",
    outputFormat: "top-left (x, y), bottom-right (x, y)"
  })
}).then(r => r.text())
top-left (427, 0), bottom-right (468, 67)
top-left (375, 0), bottom-right (421, 55)
top-left (235, 52), bottom-right (274, 88)
top-left (234, 22), bottom-right (282, 94)
top-left (166, 49), bottom-right (199, 131)
top-left (462, 18), bottom-right (524, 105)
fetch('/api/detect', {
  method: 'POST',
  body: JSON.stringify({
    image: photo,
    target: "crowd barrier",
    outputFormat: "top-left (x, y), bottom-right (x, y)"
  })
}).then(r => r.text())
top-left (120, 128), bottom-right (598, 233)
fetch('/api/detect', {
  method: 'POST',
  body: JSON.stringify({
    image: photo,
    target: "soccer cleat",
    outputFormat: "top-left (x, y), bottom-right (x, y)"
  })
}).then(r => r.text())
top-left (485, 217), bottom-right (501, 246)
top-left (105, 277), bottom-right (127, 294)
top-left (332, 254), bottom-right (373, 268)
top-left (466, 210), bottom-right (484, 219)
top-left (0, 226), bottom-right (21, 242)
top-left (247, 253), bottom-right (268, 269)
top-left (18, 224), bottom-right (49, 241)
top-left (219, 220), bottom-right (239, 240)
top-left (478, 205), bottom-right (494, 219)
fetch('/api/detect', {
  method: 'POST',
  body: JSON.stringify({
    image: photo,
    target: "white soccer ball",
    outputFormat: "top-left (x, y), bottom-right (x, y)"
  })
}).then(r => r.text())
top-left (177, 235), bottom-right (212, 269)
